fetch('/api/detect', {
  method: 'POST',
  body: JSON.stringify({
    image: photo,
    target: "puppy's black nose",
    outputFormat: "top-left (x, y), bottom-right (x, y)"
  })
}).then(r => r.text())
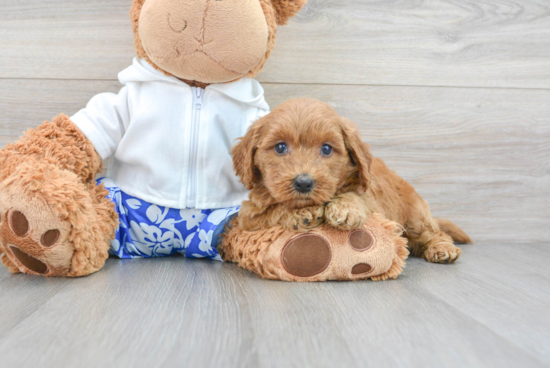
top-left (293, 175), bottom-right (315, 194)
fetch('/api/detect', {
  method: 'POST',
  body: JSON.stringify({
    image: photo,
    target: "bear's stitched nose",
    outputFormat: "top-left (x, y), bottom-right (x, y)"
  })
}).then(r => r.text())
top-left (293, 175), bottom-right (315, 194)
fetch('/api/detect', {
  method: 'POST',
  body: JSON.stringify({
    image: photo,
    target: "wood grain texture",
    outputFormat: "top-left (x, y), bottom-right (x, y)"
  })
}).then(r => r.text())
top-left (0, 243), bottom-right (549, 368)
top-left (1, 79), bottom-right (548, 244)
top-left (1, 0), bottom-right (550, 88)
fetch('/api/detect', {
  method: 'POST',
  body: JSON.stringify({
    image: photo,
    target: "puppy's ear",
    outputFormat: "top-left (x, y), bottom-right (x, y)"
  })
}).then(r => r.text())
top-left (232, 119), bottom-right (265, 190)
top-left (271, 0), bottom-right (307, 25)
top-left (339, 118), bottom-right (373, 192)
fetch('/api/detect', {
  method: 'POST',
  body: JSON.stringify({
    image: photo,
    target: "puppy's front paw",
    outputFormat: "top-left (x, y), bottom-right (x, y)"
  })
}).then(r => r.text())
top-left (423, 241), bottom-right (462, 264)
top-left (325, 201), bottom-right (366, 230)
top-left (282, 206), bottom-right (324, 232)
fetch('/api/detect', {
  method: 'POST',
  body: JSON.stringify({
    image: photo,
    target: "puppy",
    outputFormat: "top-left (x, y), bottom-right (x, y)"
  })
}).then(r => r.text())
top-left (232, 98), bottom-right (472, 263)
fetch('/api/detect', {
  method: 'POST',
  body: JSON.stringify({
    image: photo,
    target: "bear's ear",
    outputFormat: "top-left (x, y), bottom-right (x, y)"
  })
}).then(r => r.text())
top-left (271, 0), bottom-right (307, 25)
top-left (130, 0), bottom-right (147, 59)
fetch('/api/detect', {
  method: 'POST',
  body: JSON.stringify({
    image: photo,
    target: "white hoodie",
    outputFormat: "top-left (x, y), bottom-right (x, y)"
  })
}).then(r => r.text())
top-left (71, 58), bottom-right (269, 209)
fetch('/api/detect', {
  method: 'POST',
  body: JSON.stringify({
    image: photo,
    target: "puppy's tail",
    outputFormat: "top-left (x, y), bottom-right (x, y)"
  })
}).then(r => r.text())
top-left (438, 219), bottom-right (473, 244)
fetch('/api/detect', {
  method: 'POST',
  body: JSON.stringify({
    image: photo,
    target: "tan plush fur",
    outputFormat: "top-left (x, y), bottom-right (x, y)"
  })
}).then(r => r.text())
top-left (130, 0), bottom-right (306, 85)
top-left (0, 117), bottom-right (118, 277)
top-left (232, 98), bottom-right (472, 264)
top-left (0, 114), bottom-right (103, 183)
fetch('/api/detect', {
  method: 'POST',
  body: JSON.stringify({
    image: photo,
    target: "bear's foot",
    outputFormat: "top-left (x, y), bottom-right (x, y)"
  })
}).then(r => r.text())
top-left (220, 214), bottom-right (409, 282)
top-left (1, 209), bottom-right (71, 276)
top-left (0, 159), bottom-right (116, 277)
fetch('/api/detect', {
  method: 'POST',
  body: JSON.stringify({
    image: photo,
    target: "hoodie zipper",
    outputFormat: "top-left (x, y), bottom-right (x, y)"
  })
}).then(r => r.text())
top-left (186, 87), bottom-right (204, 208)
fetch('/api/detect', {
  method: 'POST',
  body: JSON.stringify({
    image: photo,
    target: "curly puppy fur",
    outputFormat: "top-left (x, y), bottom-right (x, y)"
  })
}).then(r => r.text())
top-left (232, 98), bottom-right (472, 264)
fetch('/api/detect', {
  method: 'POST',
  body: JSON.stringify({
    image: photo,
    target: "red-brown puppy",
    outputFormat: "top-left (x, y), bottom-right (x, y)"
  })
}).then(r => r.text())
top-left (232, 98), bottom-right (471, 263)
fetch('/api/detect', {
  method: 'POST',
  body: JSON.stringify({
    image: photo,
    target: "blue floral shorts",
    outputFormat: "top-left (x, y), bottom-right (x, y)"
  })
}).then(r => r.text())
top-left (98, 178), bottom-right (239, 261)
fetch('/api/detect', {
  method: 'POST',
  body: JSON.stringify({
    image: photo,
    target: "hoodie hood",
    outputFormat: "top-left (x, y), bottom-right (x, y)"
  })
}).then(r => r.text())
top-left (118, 58), bottom-right (269, 111)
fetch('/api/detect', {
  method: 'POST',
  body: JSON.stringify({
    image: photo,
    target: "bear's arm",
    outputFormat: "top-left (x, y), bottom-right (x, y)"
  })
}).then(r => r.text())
top-left (70, 86), bottom-right (130, 160)
top-left (0, 87), bottom-right (130, 184)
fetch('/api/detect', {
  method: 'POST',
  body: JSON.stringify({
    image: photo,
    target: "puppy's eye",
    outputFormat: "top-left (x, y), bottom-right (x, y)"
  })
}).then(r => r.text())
top-left (321, 144), bottom-right (333, 157)
top-left (275, 142), bottom-right (288, 155)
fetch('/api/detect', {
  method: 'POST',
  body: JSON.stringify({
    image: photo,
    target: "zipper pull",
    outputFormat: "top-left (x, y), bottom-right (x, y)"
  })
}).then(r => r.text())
top-left (194, 88), bottom-right (204, 110)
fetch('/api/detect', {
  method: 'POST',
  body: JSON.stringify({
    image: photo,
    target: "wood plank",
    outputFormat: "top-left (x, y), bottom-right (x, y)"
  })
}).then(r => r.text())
top-left (1, 0), bottom-right (550, 88)
top-left (403, 242), bottom-right (550, 362)
top-left (0, 79), bottom-right (548, 243)
top-left (0, 0), bottom-right (135, 81)
top-left (0, 275), bottom-right (70, 337)
top-left (0, 245), bottom-right (547, 368)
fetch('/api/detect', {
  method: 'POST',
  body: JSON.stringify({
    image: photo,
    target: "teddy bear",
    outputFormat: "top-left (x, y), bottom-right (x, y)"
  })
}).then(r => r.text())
top-left (0, 0), bottom-right (410, 281)
top-left (0, 0), bottom-right (310, 277)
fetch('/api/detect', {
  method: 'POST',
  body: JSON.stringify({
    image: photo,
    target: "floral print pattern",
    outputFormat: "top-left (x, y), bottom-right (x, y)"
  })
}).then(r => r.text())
top-left (99, 178), bottom-right (239, 261)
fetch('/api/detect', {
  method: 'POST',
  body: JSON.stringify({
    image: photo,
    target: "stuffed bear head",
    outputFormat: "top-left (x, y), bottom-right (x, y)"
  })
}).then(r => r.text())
top-left (130, 0), bottom-right (307, 85)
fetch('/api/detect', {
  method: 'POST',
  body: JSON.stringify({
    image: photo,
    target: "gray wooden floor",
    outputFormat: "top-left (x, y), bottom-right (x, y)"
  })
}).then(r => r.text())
top-left (0, 242), bottom-right (549, 368)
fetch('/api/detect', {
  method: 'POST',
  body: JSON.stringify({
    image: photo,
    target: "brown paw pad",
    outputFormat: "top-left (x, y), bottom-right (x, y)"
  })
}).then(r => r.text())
top-left (7, 210), bottom-right (61, 248)
top-left (41, 229), bottom-right (60, 247)
top-left (351, 263), bottom-right (373, 275)
top-left (10, 211), bottom-right (29, 237)
top-left (9, 246), bottom-right (49, 274)
top-left (349, 229), bottom-right (375, 252)
top-left (282, 234), bottom-right (332, 278)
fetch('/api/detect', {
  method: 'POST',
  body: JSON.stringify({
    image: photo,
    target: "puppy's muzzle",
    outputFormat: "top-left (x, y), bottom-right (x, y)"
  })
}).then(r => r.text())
top-left (293, 175), bottom-right (315, 194)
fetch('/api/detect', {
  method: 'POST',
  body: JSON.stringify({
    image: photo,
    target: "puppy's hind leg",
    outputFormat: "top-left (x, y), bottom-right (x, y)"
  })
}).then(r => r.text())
top-left (405, 211), bottom-right (462, 264)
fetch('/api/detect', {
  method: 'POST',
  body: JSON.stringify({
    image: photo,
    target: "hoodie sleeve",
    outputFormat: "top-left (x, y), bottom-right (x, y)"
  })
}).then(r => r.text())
top-left (70, 86), bottom-right (130, 160)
